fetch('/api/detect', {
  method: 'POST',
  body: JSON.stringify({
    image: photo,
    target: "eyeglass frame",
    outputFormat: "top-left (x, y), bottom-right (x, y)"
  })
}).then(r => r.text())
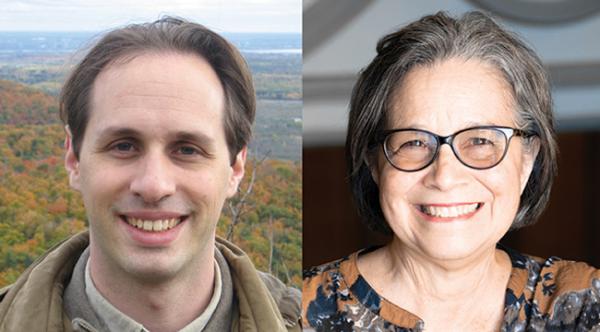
top-left (377, 125), bottom-right (535, 172)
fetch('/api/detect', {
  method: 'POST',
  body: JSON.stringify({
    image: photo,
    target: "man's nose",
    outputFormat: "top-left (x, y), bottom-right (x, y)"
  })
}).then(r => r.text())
top-left (129, 151), bottom-right (176, 204)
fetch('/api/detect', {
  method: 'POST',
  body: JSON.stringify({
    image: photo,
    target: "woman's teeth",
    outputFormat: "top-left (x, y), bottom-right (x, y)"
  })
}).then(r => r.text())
top-left (420, 203), bottom-right (481, 218)
top-left (125, 217), bottom-right (181, 232)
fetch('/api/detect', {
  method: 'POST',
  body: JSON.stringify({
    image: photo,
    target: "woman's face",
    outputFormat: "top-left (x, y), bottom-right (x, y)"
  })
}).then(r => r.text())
top-left (372, 58), bottom-right (538, 261)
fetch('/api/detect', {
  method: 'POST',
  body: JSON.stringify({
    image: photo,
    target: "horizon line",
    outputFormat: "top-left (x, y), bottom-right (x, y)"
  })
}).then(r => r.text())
top-left (0, 29), bottom-right (301, 34)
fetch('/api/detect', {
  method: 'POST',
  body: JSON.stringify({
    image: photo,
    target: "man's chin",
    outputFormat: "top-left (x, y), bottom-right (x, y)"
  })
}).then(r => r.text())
top-left (118, 253), bottom-right (188, 283)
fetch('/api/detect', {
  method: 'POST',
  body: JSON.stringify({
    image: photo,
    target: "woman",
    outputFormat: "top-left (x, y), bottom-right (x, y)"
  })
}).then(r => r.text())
top-left (302, 11), bottom-right (600, 331)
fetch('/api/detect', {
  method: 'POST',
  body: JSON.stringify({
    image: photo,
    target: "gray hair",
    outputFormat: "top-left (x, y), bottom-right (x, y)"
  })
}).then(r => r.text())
top-left (347, 11), bottom-right (557, 234)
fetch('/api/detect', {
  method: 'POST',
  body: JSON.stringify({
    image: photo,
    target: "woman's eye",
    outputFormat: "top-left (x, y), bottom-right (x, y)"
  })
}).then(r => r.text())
top-left (401, 140), bottom-right (427, 148)
top-left (470, 137), bottom-right (493, 146)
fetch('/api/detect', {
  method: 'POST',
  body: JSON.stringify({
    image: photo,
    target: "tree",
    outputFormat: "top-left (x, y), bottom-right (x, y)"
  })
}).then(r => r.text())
top-left (225, 151), bottom-right (269, 242)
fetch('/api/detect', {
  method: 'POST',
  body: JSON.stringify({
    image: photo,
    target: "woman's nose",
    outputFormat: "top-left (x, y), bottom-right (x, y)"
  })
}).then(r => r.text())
top-left (422, 145), bottom-right (470, 191)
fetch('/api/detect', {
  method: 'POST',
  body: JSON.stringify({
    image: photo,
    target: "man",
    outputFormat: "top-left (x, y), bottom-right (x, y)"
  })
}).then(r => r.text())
top-left (0, 17), bottom-right (300, 332)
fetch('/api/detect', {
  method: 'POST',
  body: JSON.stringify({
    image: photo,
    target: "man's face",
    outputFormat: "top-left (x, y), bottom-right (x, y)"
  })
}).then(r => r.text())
top-left (65, 52), bottom-right (245, 281)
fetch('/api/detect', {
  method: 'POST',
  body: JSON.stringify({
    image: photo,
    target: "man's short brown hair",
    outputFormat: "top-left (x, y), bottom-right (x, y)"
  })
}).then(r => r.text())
top-left (60, 16), bottom-right (255, 164)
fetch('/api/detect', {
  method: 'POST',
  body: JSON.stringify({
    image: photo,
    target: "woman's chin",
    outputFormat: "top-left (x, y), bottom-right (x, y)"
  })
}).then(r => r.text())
top-left (388, 214), bottom-right (504, 264)
top-left (424, 245), bottom-right (484, 263)
top-left (397, 236), bottom-right (495, 265)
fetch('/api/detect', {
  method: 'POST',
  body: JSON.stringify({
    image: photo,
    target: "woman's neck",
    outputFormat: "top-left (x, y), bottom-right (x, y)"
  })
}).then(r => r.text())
top-left (357, 238), bottom-right (512, 331)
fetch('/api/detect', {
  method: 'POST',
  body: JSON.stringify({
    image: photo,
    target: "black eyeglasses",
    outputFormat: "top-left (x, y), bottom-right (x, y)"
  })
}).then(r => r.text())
top-left (379, 126), bottom-right (533, 172)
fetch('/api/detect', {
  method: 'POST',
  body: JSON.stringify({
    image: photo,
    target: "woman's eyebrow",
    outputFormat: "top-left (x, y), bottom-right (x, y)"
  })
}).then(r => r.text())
top-left (393, 121), bottom-right (496, 130)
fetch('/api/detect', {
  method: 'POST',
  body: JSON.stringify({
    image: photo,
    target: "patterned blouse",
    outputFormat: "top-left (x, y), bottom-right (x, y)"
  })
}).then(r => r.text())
top-left (302, 246), bottom-right (600, 331)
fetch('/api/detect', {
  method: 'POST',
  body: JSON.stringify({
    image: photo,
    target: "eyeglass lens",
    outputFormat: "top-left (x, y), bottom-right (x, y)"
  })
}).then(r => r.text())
top-left (383, 128), bottom-right (509, 171)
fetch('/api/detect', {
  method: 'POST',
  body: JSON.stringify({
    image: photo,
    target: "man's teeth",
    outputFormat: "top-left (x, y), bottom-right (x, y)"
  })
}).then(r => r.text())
top-left (420, 203), bottom-right (480, 218)
top-left (126, 217), bottom-right (180, 232)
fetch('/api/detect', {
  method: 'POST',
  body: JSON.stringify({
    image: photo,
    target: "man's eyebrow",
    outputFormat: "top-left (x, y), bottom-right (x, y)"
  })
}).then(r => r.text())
top-left (96, 126), bottom-right (142, 140)
top-left (172, 131), bottom-right (216, 147)
top-left (95, 127), bottom-right (216, 147)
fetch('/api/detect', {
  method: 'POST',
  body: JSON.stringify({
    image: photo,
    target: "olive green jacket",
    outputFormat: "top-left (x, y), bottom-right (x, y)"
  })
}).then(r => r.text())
top-left (0, 231), bottom-right (300, 331)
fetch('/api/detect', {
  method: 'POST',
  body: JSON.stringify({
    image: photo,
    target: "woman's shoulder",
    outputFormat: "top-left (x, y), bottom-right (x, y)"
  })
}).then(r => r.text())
top-left (542, 256), bottom-right (599, 282)
top-left (301, 253), bottom-right (363, 330)
top-left (302, 253), bottom-right (356, 308)
top-left (301, 250), bottom-right (424, 331)
top-left (532, 255), bottom-right (600, 307)
top-left (514, 249), bottom-right (600, 294)
top-left (503, 247), bottom-right (600, 330)
top-left (303, 254), bottom-right (353, 282)
top-left (302, 249), bottom-right (373, 302)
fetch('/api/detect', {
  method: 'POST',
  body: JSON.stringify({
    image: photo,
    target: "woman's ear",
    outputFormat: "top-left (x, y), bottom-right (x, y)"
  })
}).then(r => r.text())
top-left (367, 153), bottom-right (380, 186)
top-left (519, 136), bottom-right (540, 193)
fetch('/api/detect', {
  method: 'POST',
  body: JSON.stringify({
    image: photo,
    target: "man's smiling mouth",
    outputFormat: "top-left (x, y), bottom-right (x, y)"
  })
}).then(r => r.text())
top-left (418, 203), bottom-right (483, 218)
top-left (119, 215), bottom-right (188, 232)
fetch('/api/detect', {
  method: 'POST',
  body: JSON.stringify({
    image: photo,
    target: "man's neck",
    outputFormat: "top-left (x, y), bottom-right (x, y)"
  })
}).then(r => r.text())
top-left (88, 245), bottom-right (216, 332)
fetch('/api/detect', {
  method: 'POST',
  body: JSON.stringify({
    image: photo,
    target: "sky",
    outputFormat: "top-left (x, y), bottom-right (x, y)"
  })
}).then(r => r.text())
top-left (0, 0), bottom-right (301, 33)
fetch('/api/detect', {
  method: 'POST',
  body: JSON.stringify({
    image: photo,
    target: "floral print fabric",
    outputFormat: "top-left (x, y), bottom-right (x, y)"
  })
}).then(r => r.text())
top-left (302, 246), bottom-right (600, 331)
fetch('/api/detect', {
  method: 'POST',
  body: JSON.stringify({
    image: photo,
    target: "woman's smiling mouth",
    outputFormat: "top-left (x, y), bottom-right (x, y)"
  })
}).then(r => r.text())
top-left (417, 203), bottom-right (484, 220)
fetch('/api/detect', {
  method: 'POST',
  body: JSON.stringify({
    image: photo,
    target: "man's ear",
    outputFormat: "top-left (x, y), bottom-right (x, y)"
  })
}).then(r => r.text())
top-left (519, 136), bottom-right (540, 193)
top-left (64, 126), bottom-right (81, 191)
top-left (226, 146), bottom-right (247, 198)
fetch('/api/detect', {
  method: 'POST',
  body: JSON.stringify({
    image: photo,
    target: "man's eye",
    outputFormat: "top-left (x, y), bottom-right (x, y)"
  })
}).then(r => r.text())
top-left (114, 142), bottom-right (135, 151)
top-left (176, 145), bottom-right (201, 156)
top-left (106, 141), bottom-right (138, 158)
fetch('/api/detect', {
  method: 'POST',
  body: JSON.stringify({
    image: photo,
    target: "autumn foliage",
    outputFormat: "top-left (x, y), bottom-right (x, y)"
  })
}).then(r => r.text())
top-left (0, 80), bottom-right (59, 125)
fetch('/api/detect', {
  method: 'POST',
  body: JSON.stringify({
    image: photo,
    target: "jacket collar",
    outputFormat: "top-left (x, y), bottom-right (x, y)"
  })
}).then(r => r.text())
top-left (215, 237), bottom-right (300, 331)
top-left (0, 231), bottom-right (89, 332)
